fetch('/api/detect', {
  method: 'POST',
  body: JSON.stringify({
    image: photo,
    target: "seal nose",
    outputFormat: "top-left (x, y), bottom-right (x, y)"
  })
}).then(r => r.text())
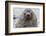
top-left (27, 14), bottom-right (30, 17)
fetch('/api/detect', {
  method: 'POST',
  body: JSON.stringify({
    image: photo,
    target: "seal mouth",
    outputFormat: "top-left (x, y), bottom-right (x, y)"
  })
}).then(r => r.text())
top-left (26, 16), bottom-right (31, 20)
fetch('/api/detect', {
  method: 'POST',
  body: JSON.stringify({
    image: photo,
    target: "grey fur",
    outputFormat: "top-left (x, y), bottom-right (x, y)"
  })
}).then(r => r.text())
top-left (16, 8), bottom-right (37, 28)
